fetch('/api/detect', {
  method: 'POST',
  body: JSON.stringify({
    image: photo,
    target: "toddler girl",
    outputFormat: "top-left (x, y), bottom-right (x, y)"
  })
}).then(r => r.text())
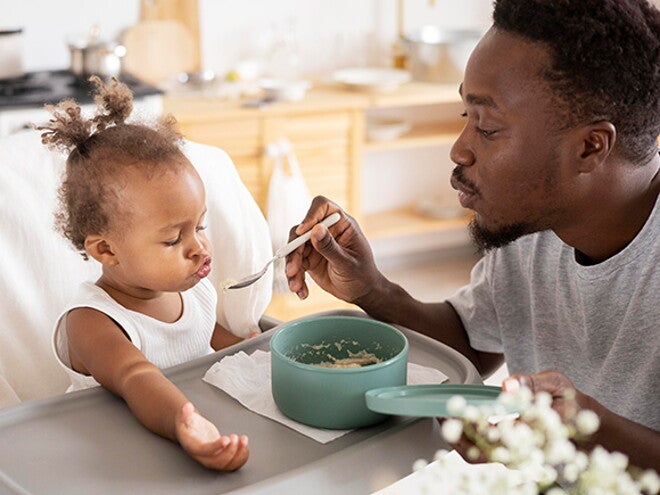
top-left (39, 76), bottom-right (250, 471)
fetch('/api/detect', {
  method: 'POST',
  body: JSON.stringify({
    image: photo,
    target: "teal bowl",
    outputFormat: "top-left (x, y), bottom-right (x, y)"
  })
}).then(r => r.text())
top-left (270, 315), bottom-right (409, 429)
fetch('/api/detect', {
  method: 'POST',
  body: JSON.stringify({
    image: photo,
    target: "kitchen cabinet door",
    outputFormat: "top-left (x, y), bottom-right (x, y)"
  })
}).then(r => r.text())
top-left (262, 111), bottom-right (361, 216)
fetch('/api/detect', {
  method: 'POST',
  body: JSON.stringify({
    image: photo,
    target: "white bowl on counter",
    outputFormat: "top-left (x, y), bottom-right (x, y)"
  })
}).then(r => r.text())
top-left (332, 67), bottom-right (411, 93)
top-left (366, 117), bottom-right (411, 141)
top-left (259, 78), bottom-right (311, 102)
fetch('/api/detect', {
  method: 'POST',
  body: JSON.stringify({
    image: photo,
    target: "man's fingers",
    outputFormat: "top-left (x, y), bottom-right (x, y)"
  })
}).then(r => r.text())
top-left (506, 371), bottom-right (573, 397)
top-left (310, 224), bottom-right (344, 263)
top-left (294, 196), bottom-right (338, 236)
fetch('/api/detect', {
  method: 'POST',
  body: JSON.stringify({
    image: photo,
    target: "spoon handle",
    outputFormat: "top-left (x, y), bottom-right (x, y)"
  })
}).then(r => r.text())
top-left (274, 212), bottom-right (341, 259)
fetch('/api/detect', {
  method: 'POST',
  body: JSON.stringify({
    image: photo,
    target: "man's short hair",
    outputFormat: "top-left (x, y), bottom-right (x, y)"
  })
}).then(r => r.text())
top-left (493, 0), bottom-right (660, 164)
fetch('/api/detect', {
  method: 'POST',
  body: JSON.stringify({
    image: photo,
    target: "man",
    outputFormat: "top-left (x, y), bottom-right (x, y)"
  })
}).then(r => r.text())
top-left (285, 0), bottom-right (659, 470)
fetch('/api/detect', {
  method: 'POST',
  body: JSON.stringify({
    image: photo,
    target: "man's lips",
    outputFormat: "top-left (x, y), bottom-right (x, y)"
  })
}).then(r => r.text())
top-left (196, 258), bottom-right (212, 279)
top-left (450, 176), bottom-right (477, 209)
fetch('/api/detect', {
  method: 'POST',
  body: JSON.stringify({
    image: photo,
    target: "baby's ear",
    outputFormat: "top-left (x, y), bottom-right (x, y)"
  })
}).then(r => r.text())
top-left (84, 235), bottom-right (118, 266)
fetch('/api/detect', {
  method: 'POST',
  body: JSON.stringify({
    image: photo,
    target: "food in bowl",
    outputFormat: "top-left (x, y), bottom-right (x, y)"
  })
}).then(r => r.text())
top-left (314, 349), bottom-right (382, 368)
top-left (270, 315), bottom-right (409, 429)
top-left (293, 339), bottom-right (383, 368)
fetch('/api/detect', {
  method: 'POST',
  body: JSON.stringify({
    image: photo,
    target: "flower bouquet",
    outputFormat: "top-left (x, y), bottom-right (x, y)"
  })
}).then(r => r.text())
top-left (412, 387), bottom-right (659, 494)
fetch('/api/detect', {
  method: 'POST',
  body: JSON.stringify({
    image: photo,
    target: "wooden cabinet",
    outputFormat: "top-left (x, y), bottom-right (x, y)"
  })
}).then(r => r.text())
top-left (165, 92), bottom-right (363, 216)
top-left (163, 82), bottom-right (467, 320)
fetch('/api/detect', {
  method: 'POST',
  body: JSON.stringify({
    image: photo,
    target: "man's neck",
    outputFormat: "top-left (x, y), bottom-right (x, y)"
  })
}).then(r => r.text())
top-left (557, 153), bottom-right (659, 264)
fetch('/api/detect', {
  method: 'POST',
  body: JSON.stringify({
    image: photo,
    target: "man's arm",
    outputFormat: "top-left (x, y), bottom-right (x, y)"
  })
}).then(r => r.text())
top-left (356, 277), bottom-right (504, 377)
top-left (285, 196), bottom-right (503, 377)
top-left (506, 371), bottom-right (660, 471)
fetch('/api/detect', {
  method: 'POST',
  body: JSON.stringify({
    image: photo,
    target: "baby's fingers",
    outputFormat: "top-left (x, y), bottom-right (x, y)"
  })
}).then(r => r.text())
top-left (220, 435), bottom-right (249, 471)
top-left (195, 434), bottom-right (249, 471)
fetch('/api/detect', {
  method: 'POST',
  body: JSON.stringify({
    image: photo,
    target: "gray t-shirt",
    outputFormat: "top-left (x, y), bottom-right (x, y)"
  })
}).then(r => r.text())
top-left (448, 196), bottom-right (659, 431)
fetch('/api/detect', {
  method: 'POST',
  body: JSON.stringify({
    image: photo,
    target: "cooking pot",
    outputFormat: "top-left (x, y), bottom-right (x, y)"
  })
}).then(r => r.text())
top-left (68, 28), bottom-right (126, 80)
top-left (403, 26), bottom-right (482, 83)
top-left (0, 28), bottom-right (24, 80)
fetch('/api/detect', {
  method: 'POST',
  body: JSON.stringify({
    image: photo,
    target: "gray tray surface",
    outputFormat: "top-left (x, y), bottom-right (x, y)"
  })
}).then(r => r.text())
top-left (0, 309), bottom-right (480, 495)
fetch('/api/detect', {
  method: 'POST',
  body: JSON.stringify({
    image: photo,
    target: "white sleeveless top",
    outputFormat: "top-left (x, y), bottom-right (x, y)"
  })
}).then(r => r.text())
top-left (53, 278), bottom-right (217, 392)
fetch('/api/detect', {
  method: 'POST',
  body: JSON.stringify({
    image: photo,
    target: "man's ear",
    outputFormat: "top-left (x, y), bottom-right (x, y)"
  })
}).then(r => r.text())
top-left (84, 235), bottom-right (118, 266)
top-left (575, 121), bottom-right (616, 173)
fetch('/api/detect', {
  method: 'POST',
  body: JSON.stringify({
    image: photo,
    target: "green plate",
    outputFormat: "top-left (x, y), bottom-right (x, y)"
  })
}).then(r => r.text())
top-left (365, 384), bottom-right (512, 417)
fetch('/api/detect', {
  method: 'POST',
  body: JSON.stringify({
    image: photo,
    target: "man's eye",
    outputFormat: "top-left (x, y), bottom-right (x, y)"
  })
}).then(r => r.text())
top-left (195, 225), bottom-right (208, 233)
top-left (164, 235), bottom-right (182, 246)
top-left (478, 127), bottom-right (497, 137)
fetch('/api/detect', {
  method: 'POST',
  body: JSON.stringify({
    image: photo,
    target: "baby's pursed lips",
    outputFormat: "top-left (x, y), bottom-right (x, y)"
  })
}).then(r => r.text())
top-left (196, 257), bottom-right (212, 278)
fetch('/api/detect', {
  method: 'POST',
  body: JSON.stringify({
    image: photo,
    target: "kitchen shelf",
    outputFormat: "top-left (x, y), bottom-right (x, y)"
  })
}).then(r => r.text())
top-left (364, 120), bottom-right (464, 152)
top-left (363, 81), bottom-right (461, 108)
top-left (363, 206), bottom-right (472, 239)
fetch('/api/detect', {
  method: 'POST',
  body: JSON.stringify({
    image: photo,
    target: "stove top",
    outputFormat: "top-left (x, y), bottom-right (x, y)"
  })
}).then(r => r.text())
top-left (0, 70), bottom-right (162, 109)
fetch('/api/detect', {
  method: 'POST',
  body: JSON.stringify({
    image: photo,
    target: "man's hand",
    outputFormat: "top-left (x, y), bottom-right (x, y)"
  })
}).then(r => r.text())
top-left (175, 402), bottom-right (249, 471)
top-left (503, 370), bottom-right (591, 423)
top-left (285, 196), bottom-right (383, 304)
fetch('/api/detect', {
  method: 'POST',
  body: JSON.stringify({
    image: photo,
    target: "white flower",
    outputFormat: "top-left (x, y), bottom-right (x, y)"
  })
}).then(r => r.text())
top-left (562, 462), bottom-right (580, 483)
top-left (441, 418), bottom-right (463, 443)
top-left (545, 438), bottom-right (576, 465)
top-left (447, 395), bottom-right (467, 416)
top-left (466, 446), bottom-right (481, 461)
top-left (486, 427), bottom-right (502, 443)
top-left (639, 469), bottom-right (660, 495)
top-left (535, 391), bottom-right (553, 409)
top-left (433, 449), bottom-right (450, 461)
top-left (463, 405), bottom-right (481, 422)
top-left (491, 446), bottom-right (511, 464)
top-left (412, 458), bottom-right (428, 471)
top-left (412, 387), bottom-right (657, 495)
top-left (575, 409), bottom-right (600, 436)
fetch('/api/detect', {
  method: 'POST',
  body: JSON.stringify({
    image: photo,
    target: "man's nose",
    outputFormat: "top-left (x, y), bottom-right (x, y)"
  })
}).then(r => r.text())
top-left (450, 126), bottom-right (475, 167)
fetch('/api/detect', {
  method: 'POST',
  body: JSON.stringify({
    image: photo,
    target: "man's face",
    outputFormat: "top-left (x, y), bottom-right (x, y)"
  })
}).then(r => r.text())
top-left (450, 27), bottom-right (572, 251)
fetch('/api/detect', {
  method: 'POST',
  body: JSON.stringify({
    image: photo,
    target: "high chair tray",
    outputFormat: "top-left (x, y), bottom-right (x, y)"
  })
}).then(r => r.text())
top-left (0, 309), bottom-right (480, 495)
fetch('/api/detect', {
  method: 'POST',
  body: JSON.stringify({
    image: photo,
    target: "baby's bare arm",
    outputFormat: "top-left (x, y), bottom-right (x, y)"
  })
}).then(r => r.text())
top-left (66, 308), bottom-right (249, 470)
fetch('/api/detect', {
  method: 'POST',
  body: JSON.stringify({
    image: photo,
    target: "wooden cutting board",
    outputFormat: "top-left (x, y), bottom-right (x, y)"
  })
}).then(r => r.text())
top-left (121, 19), bottom-right (195, 86)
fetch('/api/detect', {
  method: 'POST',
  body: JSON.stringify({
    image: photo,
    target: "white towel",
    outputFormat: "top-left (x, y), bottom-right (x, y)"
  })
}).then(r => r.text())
top-left (0, 129), bottom-right (272, 406)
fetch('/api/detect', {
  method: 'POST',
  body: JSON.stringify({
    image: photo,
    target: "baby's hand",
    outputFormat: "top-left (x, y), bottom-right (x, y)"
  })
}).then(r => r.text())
top-left (175, 402), bottom-right (249, 471)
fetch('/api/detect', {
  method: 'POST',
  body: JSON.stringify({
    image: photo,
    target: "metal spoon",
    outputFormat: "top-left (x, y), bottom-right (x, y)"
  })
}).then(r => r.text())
top-left (224, 212), bottom-right (341, 290)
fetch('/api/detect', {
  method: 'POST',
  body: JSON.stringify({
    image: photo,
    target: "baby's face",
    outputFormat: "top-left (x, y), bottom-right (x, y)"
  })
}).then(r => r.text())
top-left (104, 160), bottom-right (213, 294)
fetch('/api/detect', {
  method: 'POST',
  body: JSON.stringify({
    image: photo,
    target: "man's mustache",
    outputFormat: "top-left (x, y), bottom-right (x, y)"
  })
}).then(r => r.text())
top-left (451, 166), bottom-right (479, 194)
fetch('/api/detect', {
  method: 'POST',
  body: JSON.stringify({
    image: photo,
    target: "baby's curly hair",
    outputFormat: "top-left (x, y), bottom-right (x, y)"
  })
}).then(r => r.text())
top-left (38, 76), bottom-right (185, 259)
top-left (493, 0), bottom-right (660, 164)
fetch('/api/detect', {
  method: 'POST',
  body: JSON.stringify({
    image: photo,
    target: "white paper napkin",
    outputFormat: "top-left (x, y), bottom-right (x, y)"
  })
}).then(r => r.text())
top-left (203, 350), bottom-right (448, 444)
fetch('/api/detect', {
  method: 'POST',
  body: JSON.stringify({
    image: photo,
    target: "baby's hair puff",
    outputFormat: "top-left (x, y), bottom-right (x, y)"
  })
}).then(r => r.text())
top-left (38, 76), bottom-right (133, 155)
top-left (37, 76), bottom-right (185, 259)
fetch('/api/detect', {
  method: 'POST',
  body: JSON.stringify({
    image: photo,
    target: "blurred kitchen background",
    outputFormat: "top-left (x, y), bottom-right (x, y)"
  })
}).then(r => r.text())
top-left (1, 0), bottom-right (493, 342)
top-left (5, 1), bottom-right (490, 74)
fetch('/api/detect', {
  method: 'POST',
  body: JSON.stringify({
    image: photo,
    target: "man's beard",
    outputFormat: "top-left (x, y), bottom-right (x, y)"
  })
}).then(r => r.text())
top-left (468, 216), bottom-right (529, 253)
top-left (451, 166), bottom-right (531, 252)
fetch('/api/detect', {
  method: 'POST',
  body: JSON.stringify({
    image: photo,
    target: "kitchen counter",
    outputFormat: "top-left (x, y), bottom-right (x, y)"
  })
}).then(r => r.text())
top-left (163, 81), bottom-right (461, 118)
top-left (0, 71), bottom-right (164, 137)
